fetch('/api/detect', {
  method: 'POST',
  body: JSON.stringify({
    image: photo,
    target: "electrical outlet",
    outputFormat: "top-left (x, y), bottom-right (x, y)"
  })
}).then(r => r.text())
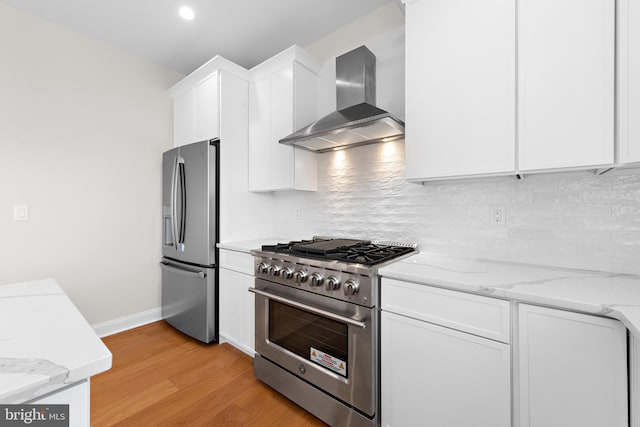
top-left (491, 207), bottom-right (506, 226)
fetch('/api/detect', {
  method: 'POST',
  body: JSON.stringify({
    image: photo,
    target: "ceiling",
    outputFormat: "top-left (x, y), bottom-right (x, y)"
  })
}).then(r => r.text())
top-left (0, 0), bottom-right (399, 75)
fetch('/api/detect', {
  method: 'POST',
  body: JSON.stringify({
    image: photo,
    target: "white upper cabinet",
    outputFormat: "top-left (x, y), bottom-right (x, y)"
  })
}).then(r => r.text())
top-left (618, 0), bottom-right (640, 166)
top-left (518, 0), bottom-right (615, 172)
top-left (404, 0), bottom-right (617, 180)
top-left (172, 71), bottom-right (220, 147)
top-left (192, 72), bottom-right (220, 143)
top-left (248, 46), bottom-right (320, 192)
top-left (169, 57), bottom-right (250, 148)
top-left (173, 89), bottom-right (195, 147)
top-left (404, 0), bottom-right (516, 181)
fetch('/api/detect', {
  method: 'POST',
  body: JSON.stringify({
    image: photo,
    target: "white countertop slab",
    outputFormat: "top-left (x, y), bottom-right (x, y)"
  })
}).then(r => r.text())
top-left (379, 252), bottom-right (640, 338)
top-left (0, 279), bottom-right (112, 403)
top-left (217, 238), bottom-right (289, 254)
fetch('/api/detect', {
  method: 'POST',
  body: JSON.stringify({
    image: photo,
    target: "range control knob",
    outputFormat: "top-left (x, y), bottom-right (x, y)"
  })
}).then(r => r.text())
top-left (281, 267), bottom-right (294, 280)
top-left (325, 276), bottom-right (341, 291)
top-left (343, 279), bottom-right (359, 296)
top-left (309, 272), bottom-right (324, 287)
top-left (256, 262), bottom-right (269, 274)
top-left (268, 265), bottom-right (281, 277)
top-left (293, 270), bottom-right (308, 283)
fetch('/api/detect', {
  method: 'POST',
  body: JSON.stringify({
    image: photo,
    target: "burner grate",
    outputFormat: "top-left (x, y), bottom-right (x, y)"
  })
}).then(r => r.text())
top-left (324, 244), bottom-right (415, 266)
top-left (261, 238), bottom-right (322, 254)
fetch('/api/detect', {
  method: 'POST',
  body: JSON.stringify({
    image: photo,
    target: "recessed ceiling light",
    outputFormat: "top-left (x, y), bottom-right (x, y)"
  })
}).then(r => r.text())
top-left (179, 6), bottom-right (195, 21)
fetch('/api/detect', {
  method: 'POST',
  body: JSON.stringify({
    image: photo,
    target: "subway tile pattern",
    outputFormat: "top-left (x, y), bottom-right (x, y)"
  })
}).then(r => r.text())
top-left (272, 142), bottom-right (640, 275)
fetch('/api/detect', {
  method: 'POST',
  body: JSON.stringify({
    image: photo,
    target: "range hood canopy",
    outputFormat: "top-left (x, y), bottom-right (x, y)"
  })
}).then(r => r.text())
top-left (279, 46), bottom-right (405, 153)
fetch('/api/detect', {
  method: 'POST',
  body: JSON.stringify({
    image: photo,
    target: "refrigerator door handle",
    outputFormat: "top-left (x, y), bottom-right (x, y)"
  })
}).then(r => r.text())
top-left (170, 156), bottom-right (185, 250)
top-left (178, 159), bottom-right (186, 244)
top-left (160, 261), bottom-right (206, 279)
top-left (170, 156), bottom-right (178, 250)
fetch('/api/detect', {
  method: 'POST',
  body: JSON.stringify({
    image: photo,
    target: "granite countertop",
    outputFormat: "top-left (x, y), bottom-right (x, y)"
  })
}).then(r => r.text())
top-left (217, 238), bottom-right (288, 254)
top-left (0, 279), bottom-right (112, 403)
top-left (379, 252), bottom-right (640, 338)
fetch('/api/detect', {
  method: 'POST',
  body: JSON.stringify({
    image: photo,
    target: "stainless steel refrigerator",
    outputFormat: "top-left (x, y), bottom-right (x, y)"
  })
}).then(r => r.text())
top-left (160, 139), bottom-right (219, 343)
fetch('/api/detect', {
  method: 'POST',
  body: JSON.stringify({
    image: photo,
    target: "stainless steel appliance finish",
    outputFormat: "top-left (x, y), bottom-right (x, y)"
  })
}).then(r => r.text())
top-left (279, 46), bottom-right (405, 153)
top-left (250, 238), bottom-right (416, 427)
top-left (161, 139), bottom-right (219, 343)
top-left (160, 260), bottom-right (216, 341)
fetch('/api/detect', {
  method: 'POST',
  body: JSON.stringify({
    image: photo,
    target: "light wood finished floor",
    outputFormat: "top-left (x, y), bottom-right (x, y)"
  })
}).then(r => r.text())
top-left (91, 321), bottom-right (328, 426)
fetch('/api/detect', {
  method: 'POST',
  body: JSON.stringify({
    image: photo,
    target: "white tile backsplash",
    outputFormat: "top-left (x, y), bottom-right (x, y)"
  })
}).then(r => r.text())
top-left (272, 141), bottom-right (640, 275)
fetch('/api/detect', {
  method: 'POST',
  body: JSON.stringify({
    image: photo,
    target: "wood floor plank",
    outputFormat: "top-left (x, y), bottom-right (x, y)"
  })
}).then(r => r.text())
top-left (91, 321), bottom-right (328, 426)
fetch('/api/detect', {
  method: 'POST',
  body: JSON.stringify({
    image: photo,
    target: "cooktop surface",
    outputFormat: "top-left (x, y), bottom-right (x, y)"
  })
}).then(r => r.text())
top-left (261, 238), bottom-right (415, 266)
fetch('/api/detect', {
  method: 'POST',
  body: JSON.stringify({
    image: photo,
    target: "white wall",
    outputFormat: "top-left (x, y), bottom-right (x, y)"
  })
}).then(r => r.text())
top-left (274, 6), bottom-right (640, 275)
top-left (304, 2), bottom-right (405, 62)
top-left (0, 3), bottom-right (183, 324)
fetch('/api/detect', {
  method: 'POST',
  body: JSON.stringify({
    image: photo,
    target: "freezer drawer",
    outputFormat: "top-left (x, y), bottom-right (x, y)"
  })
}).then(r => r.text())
top-left (160, 259), bottom-right (217, 343)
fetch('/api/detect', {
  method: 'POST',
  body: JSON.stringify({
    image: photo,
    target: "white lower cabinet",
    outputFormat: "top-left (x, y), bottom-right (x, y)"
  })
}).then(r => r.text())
top-left (381, 279), bottom-right (511, 427)
top-left (29, 380), bottom-right (89, 427)
top-left (517, 304), bottom-right (628, 427)
top-left (381, 279), bottom-right (630, 427)
top-left (381, 311), bottom-right (511, 427)
top-left (219, 249), bottom-right (255, 356)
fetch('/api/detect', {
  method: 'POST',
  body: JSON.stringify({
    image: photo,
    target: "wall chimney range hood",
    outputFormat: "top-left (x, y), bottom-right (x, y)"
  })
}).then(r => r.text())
top-left (279, 46), bottom-right (405, 153)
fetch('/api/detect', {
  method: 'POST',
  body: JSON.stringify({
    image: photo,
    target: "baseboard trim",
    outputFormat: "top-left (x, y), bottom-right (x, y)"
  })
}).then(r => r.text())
top-left (92, 307), bottom-right (163, 338)
top-left (219, 332), bottom-right (256, 358)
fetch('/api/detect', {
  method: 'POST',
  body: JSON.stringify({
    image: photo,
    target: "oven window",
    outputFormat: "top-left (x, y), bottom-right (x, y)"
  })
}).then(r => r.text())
top-left (269, 300), bottom-right (349, 377)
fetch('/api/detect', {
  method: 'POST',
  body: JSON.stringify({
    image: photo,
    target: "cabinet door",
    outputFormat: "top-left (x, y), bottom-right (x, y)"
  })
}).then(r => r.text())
top-left (248, 76), bottom-right (272, 192)
top-left (270, 65), bottom-right (296, 190)
top-left (518, 0), bottom-right (614, 171)
top-left (518, 304), bottom-right (627, 427)
top-left (30, 380), bottom-right (89, 427)
top-left (248, 62), bottom-right (318, 192)
top-left (173, 90), bottom-right (194, 147)
top-left (618, 0), bottom-right (640, 165)
top-left (404, 0), bottom-right (516, 180)
top-left (219, 267), bottom-right (255, 356)
top-left (193, 72), bottom-right (220, 142)
top-left (381, 311), bottom-right (511, 427)
top-left (291, 62), bottom-right (318, 191)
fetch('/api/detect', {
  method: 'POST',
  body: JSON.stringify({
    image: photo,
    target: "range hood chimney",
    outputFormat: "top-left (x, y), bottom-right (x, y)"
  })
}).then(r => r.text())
top-left (279, 46), bottom-right (405, 153)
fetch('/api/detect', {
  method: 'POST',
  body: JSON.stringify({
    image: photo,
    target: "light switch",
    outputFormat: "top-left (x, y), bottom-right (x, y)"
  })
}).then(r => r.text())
top-left (14, 205), bottom-right (29, 221)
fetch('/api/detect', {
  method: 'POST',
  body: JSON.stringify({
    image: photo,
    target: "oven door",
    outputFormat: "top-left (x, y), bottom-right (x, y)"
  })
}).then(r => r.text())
top-left (251, 278), bottom-right (376, 417)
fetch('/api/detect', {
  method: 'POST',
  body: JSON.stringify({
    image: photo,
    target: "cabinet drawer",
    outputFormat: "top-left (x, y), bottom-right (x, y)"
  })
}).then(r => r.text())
top-left (219, 249), bottom-right (254, 275)
top-left (381, 278), bottom-right (510, 343)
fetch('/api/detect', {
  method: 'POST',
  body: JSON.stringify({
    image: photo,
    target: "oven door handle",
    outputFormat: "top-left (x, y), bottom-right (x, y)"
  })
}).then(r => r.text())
top-left (248, 287), bottom-right (367, 329)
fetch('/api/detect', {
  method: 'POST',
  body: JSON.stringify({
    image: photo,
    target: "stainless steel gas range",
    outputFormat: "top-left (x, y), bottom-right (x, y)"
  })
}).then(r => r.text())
top-left (249, 237), bottom-right (417, 427)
